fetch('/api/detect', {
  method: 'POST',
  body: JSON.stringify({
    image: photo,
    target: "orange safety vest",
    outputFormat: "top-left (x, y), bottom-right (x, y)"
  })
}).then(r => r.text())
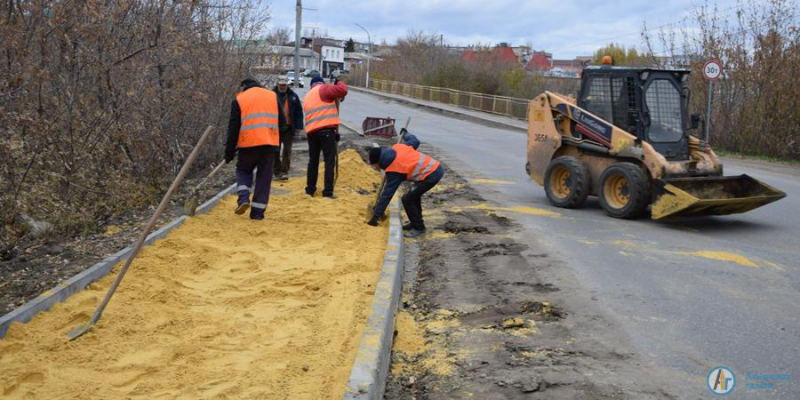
top-left (386, 144), bottom-right (441, 182)
top-left (303, 85), bottom-right (339, 134)
top-left (283, 97), bottom-right (291, 127)
top-left (236, 87), bottom-right (280, 148)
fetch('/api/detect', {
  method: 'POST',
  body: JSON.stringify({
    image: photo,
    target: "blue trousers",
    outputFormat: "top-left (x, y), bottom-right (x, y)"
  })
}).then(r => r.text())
top-left (236, 147), bottom-right (276, 219)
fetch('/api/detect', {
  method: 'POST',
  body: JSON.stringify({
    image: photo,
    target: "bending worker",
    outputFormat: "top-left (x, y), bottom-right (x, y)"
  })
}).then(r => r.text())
top-left (367, 133), bottom-right (445, 238)
top-left (225, 77), bottom-right (285, 220)
top-left (303, 76), bottom-right (348, 198)
top-left (272, 76), bottom-right (304, 181)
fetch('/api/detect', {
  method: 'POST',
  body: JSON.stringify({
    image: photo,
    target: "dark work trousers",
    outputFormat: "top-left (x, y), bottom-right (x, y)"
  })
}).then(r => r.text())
top-left (274, 128), bottom-right (294, 175)
top-left (402, 170), bottom-right (443, 230)
top-left (236, 146), bottom-right (276, 220)
top-left (305, 129), bottom-right (337, 196)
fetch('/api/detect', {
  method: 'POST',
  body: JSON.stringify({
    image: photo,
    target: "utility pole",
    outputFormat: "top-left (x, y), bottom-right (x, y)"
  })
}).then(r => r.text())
top-left (355, 23), bottom-right (371, 89)
top-left (294, 0), bottom-right (301, 84)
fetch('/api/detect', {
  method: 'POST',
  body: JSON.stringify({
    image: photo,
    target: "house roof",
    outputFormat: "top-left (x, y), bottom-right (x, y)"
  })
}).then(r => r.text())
top-left (525, 53), bottom-right (552, 71)
top-left (462, 46), bottom-right (519, 65)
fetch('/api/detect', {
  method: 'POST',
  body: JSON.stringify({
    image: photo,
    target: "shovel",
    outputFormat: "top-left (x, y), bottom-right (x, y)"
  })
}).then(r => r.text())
top-left (365, 117), bottom-right (411, 220)
top-left (67, 126), bottom-right (215, 341)
top-left (184, 160), bottom-right (225, 216)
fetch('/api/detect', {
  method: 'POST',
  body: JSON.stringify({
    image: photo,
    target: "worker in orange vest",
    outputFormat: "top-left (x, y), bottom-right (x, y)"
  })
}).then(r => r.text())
top-left (303, 76), bottom-right (348, 198)
top-left (367, 133), bottom-right (445, 238)
top-left (224, 77), bottom-right (286, 220)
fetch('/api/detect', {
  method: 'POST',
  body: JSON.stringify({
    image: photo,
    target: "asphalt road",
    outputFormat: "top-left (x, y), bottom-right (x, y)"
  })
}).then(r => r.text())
top-left (330, 87), bottom-right (800, 399)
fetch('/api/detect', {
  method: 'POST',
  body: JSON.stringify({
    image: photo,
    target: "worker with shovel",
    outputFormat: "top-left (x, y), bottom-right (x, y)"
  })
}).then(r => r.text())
top-left (272, 76), bottom-right (304, 181)
top-left (303, 76), bottom-right (347, 198)
top-left (225, 77), bottom-right (286, 220)
top-left (367, 133), bottom-right (445, 238)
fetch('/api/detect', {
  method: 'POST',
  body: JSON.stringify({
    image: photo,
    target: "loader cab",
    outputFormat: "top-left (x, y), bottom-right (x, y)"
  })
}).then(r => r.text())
top-left (577, 66), bottom-right (692, 161)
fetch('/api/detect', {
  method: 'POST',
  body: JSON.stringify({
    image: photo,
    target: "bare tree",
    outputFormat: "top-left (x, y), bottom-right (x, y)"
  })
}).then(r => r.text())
top-left (266, 26), bottom-right (292, 46)
top-left (642, 0), bottom-right (799, 159)
top-left (0, 0), bottom-right (270, 244)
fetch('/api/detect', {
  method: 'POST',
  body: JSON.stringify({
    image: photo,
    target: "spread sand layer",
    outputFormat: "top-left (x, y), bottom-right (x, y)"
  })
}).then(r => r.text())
top-left (0, 149), bottom-right (388, 399)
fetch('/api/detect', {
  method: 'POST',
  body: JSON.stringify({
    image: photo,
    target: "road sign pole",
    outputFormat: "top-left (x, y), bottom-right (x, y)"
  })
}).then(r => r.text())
top-left (705, 80), bottom-right (712, 143)
top-left (701, 59), bottom-right (722, 144)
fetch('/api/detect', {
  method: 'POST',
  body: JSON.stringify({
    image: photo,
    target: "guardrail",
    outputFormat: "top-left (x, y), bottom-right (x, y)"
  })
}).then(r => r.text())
top-left (368, 79), bottom-right (531, 120)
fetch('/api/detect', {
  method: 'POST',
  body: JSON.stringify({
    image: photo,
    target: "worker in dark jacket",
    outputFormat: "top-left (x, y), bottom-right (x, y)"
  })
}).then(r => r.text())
top-left (225, 77), bottom-right (287, 220)
top-left (303, 76), bottom-right (348, 198)
top-left (367, 133), bottom-right (445, 238)
top-left (272, 76), bottom-right (304, 180)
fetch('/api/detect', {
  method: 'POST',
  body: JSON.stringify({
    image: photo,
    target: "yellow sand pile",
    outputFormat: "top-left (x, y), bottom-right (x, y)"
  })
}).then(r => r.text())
top-left (0, 149), bottom-right (387, 399)
top-left (320, 148), bottom-right (381, 192)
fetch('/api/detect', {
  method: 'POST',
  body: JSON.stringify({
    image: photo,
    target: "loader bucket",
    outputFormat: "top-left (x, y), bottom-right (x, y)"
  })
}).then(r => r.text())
top-left (651, 175), bottom-right (786, 220)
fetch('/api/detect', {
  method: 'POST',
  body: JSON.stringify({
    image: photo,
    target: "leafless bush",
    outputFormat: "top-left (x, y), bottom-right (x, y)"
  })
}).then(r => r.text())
top-left (1, 0), bottom-right (269, 244)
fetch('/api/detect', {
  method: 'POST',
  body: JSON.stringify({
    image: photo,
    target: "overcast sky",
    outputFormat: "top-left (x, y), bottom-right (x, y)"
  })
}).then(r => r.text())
top-left (265, 0), bottom-right (747, 58)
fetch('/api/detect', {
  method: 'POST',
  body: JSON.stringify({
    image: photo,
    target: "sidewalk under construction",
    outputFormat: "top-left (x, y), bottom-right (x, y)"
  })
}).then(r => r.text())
top-left (0, 150), bottom-right (389, 399)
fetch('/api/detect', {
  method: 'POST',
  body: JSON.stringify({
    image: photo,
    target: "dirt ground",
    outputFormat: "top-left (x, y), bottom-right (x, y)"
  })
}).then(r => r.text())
top-left (383, 147), bottom-right (679, 399)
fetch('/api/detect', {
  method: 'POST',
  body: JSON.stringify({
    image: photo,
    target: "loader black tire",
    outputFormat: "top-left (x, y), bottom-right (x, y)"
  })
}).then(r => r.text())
top-left (598, 162), bottom-right (649, 219)
top-left (544, 156), bottom-right (591, 209)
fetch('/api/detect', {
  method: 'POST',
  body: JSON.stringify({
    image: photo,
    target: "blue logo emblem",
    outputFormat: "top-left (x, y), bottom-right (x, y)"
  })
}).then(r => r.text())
top-left (708, 366), bottom-right (736, 395)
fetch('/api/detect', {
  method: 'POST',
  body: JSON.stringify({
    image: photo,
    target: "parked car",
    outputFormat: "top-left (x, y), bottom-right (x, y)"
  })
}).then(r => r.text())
top-left (330, 69), bottom-right (349, 78)
top-left (302, 69), bottom-right (320, 78)
top-left (287, 71), bottom-right (304, 88)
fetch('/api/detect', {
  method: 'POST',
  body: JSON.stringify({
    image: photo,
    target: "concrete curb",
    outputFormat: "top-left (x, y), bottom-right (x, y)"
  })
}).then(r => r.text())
top-left (350, 86), bottom-right (527, 133)
top-left (344, 199), bottom-right (404, 400)
top-left (0, 183), bottom-right (237, 339)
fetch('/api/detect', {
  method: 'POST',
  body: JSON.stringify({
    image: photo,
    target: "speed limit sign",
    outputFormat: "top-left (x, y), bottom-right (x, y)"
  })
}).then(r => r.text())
top-left (703, 60), bottom-right (722, 81)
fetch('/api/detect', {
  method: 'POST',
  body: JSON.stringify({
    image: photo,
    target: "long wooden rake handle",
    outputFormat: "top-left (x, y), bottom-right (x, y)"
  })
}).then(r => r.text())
top-left (68, 126), bottom-right (215, 340)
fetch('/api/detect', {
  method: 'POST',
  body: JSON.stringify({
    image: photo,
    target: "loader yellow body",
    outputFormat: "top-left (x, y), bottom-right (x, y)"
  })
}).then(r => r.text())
top-left (525, 66), bottom-right (785, 219)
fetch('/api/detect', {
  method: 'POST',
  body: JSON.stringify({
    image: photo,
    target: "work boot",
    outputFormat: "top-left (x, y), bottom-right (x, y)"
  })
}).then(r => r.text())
top-left (250, 210), bottom-right (265, 220)
top-left (235, 202), bottom-right (250, 215)
top-left (403, 228), bottom-right (427, 238)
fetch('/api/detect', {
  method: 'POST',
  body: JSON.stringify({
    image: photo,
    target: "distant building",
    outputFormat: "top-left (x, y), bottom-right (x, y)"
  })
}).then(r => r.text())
top-left (237, 41), bottom-right (320, 72)
top-left (266, 46), bottom-right (319, 71)
top-left (525, 51), bottom-right (590, 78)
top-left (525, 51), bottom-right (553, 72)
top-left (344, 52), bottom-right (382, 72)
top-left (462, 44), bottom-right (520, 66)
top-left (319, 45), bottom-right (345, 77)
top-left (348, 40), bottom-right (371, 53)
top-left (550, 59), bottom-right (588, 78)
top-left (508, 44), bottom-right (533, 64)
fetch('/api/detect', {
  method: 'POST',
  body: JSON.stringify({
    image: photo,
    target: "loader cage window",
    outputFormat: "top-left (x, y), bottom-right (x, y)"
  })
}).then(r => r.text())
top-left (645, 79), bottom-right (683, 142)
top-left (580, 76), bottom-right (637, 134)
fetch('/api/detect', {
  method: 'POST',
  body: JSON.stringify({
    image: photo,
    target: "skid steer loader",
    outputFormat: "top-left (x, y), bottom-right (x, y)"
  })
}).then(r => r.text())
top-left (526, 65), bottom-right (786, 219)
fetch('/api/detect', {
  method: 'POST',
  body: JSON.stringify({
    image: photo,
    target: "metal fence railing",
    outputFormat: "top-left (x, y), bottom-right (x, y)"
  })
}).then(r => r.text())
top-left (368, 79), bottom-right (532, 120)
